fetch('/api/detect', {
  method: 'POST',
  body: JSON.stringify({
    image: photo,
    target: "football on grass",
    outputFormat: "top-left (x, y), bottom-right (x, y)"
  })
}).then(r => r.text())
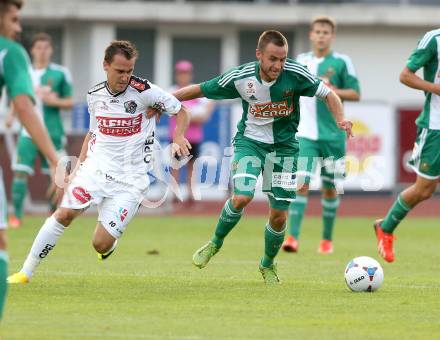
top-left (344, 256), bottom-right (384, 292)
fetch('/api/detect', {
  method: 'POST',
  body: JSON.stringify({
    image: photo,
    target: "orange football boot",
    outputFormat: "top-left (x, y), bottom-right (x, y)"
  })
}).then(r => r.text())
top-left (282, 235), bottom-right (299, 253)
top-left (374, 219), bottom-right (395, 263)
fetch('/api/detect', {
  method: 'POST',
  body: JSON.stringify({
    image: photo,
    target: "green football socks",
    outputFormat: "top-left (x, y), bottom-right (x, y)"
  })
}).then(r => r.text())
top-left (381, 194), bottom-right (411, 233)
top-left (0, 250), bottom-right (8, 319)
top-left (288, 194), bottom-right (308, 239)
top-left (12, 175), bottom-right (27, 219)
top-left (261, 224), bottom-right (285, 268)
top-left (322, 197), bottom-right (340, 241)
top-left (211, 199), bottom-right (243, 248)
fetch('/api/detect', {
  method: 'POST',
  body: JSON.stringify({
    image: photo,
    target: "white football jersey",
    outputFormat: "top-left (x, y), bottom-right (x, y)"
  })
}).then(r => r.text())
top-left (86, 76), bottom-right (181, 189)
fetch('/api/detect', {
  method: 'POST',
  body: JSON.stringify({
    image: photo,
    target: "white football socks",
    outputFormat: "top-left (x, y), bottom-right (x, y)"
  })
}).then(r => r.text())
top-left (21, 216), bottom-right (65, 278)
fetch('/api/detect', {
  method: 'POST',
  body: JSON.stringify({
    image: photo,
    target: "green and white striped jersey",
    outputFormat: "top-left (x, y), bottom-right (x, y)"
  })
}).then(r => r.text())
top-left (200, 59), bottom-right (328, 144)
top-left (296, 51), bottom-right (360, 141)
top-left (0, 36), bottom-right (34, 102)
top-left (407, 29), bottom-right (440, 130)
top-left (21, 63), bottom-right (72, 139)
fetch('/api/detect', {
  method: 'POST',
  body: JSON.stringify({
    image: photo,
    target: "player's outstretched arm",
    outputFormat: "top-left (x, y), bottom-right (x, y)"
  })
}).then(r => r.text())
top-left (173, 84), bottom-right (204, 102)
top-left (13, 94), bottom-right (59, 167)
top-left (324, 90), bottom-right (353, 138)
top-left (332, 88), bottom-right (360, 102)
top-left (78, 132), bottom-right (92, 163)
top-left (172, 105), bottom-right (192, 157)
top-left (42, 94), bottom-right (74, 110)
top-left (400, 67), bottom-right (440, 95)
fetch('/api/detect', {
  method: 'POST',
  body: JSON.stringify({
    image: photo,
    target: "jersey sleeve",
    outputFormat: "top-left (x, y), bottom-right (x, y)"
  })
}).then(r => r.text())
top-left (3, 44), bottom-right (34, 100)
top-left (406, 32), bottom-right (437, 72)
top-left (143, 83), bottom-right (182, 116)
top-left (86, 93), bottom-right (96, 131)
top-left (340, 58), bottom-right (360, 94)
top-left (60, 68), bottom-right (73, 98)
top-left (200, 73), bottom-right (241, 100)
top-left (294, 64), bottom-right (323, 98)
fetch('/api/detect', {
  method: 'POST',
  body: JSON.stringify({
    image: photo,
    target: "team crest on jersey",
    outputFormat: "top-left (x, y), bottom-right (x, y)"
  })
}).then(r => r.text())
top-left (321, 67), bottom-right (335, 84)
top-left (124, 100), bottom-right (138, 114)
top-left (283, 89), bottom-right (294, 98)
top-left (245, 80), bottom-right (256, 96)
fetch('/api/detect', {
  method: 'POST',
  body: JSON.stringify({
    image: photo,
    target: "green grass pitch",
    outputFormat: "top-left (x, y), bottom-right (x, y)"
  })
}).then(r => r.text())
top-left (3, 215), bottom-right (440, 339)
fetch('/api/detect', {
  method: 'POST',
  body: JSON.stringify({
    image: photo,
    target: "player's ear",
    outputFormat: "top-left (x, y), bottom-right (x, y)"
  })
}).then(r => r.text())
top-left (103, 61), bottom-right (109, 71)
top-left (256, 48), bottom-right (261, 60)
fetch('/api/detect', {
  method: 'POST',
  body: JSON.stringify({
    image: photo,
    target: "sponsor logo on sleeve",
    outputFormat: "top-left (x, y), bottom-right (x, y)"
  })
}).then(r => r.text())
top-left (130, 79), bottom-right (146, 91)
top-left (152, 101), bottom-right (166, 113)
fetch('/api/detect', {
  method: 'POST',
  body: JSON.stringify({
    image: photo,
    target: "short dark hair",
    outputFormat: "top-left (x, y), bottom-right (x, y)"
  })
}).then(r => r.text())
top-left (104, 40), bottom-right (138, 64)
top-left (311, 15), bottom-right (337, 32)
top-left (31, 32), bottom-right (52, 48)
top-left (257, 30), bottom-right (288, 51)
top-left (0, 0), bottom-right (22, 14)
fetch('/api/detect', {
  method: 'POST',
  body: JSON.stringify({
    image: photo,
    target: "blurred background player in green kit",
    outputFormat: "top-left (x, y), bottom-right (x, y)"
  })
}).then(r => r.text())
top-left (6, 32), bottom-right (73, 228)
top-left (282, 16), bottom-right (360, 254)
top-left (374, 28), bottom-right (440, 263)
top-left (0, 0), bottom-right (59, 320)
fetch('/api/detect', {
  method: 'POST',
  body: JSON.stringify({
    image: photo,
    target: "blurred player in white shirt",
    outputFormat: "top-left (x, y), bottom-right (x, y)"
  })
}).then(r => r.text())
top-left (8, 40), bottom-right (191, 284)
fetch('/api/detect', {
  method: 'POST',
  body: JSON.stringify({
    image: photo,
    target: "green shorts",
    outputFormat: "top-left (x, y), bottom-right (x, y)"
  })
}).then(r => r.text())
top-left (407, 127), bottom-right (440, 179)
top-left (296, 137), bottom-right (346, 190)
top-left (13, 134), bottom-right (65, 175)
top-left (231, 136), bottom-right (298, 211)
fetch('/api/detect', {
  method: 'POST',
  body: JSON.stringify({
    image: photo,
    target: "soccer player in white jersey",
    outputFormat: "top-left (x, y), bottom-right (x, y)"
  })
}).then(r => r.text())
top-left (8, 40), bottom-right (191, 284)
top-left (282, 16), bottom-right (360, 254)
top-left (374, 28), bottom-right (440, 262)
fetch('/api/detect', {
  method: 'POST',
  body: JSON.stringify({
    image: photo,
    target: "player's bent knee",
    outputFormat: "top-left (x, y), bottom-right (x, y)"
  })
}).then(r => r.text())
top-left (92, 238), bottom-right (113, 254)
top-left (322, 187), bottom-right (337, 199)
top-left (269, 211), bottom-right (287, 230)
top-left (14, 172), bottom-right (28, 179)
top-left (419, 188), bottom-right (434, 202)
top-left (231, 195), bottom-right (253, 210)
top-left (296, 183), bottom-right (310, 195)
top-left (53, 208), bottom-right (77, 227)
top-left (0, 232), bottom-right (7, 250)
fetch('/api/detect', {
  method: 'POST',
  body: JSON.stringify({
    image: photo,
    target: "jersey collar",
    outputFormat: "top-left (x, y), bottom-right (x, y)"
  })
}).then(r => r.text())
top-left (105, 81), bottom-right (128, 97)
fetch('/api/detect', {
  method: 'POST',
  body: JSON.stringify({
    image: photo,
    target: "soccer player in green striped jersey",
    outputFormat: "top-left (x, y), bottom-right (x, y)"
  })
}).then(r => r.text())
top-left (282, 16), bottom-right (360, 255)
top-left (7, 32), bottom-right (73, 228)
top-left (0, 0), bottom-right (58, 319)
top-left (172, 30), bottom-right (352, 283)
top-left (374, 28), bottom-right (440, 263)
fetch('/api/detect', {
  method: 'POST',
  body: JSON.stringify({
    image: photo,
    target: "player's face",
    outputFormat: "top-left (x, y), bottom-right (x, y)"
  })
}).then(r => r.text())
top-left (175, 70), bottom-right (192, 87)
top-left (31, 40), bottom-right (53, 65)
top-left (104, 54), bottom-right (136, 93)
top-left (256, 42), bottom-right (287, 82)
top-left (309, 23), bottom-right (334, 52)
top-left (0, 5), bottom-right (22, 40)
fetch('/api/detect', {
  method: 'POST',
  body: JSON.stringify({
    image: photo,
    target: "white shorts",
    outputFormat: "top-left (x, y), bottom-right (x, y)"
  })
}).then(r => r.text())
top-left (0, 168), bottom-right (7, 230)
top-left (60, 162), bottom-right (146, 239)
